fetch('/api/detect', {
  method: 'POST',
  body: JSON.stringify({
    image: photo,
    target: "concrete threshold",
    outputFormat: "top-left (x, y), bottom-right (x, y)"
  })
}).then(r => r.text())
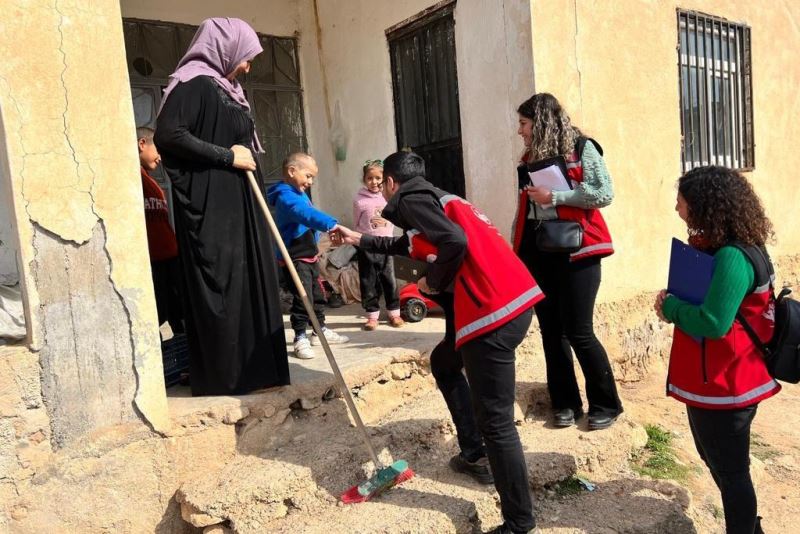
top-left (165, 303), bottom-right (446, 426)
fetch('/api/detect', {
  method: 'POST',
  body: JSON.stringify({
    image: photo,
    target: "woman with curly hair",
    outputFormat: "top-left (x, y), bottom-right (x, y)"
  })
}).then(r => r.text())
top-left (656, 166), bottom-right (780, 534)
top-left (512, 93), bottom-right (623, 430)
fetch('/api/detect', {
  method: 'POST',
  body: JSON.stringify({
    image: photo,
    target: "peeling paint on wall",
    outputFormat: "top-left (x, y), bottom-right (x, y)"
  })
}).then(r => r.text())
top-left (0, 0), bottom-right (170, 448)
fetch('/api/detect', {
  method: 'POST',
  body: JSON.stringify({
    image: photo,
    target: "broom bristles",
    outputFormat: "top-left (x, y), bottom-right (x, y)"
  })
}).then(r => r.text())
top-left (340, 460), bottom-right (415, 504)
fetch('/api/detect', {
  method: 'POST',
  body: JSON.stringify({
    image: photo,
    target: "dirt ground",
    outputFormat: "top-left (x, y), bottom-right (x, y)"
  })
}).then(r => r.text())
top-left (168, 302), bottom-right (800, 534)
top-left (620, 359), bottom-right (800, 534)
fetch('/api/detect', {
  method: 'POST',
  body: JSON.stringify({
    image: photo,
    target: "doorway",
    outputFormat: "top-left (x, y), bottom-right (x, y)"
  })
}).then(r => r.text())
top-left (388, 2), bottom-right (465, 197)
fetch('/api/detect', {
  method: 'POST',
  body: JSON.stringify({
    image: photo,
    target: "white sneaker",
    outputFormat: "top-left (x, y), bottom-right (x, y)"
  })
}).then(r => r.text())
top-left (293, 337), bottom-right (315, 359)
top-left (311, 328), bottom-right (349, 345)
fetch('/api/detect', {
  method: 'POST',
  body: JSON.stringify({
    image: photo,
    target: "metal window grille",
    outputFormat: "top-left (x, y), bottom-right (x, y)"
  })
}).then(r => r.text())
top-left (677, 10), bottom-right (754, 172)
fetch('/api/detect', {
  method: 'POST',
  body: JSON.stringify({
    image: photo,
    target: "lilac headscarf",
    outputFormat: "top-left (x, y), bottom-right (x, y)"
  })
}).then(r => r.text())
top-left (159, 18), bottom-right (264, 152)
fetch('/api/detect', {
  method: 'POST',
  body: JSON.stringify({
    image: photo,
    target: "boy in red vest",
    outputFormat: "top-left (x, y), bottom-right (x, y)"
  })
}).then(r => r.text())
top-left (332, 152), bottom-right (542, 534)
top-left (138, 127), bottom-right (183, 335)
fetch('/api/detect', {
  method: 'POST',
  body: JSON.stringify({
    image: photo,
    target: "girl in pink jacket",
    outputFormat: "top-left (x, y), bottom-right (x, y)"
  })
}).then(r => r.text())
top-left (352, 160), bottom-right (403, 330)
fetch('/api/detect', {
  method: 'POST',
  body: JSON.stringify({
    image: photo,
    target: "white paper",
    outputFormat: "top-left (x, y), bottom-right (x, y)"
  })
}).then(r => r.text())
top-left (528, 164), bottom-right (571, 209)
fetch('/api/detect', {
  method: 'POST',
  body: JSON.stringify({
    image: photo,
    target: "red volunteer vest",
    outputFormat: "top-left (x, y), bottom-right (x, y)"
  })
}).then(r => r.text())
top-left (668, 255), bottom-right (781, 409)
top-left (512, 142), bottom-right (614, 262)
top-left (408, 194), bottom-right (544, 348)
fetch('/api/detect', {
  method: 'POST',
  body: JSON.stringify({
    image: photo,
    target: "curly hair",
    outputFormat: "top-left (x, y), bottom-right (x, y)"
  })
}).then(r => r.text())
top-left (678, 166), bottom-right (773, 250)
top-left (517, 93), bottom-right (582, 161)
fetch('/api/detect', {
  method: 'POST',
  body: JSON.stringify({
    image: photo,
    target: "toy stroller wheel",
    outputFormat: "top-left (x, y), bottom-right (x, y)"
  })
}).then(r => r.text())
top-left (403, 298), bottom-right (428, 323)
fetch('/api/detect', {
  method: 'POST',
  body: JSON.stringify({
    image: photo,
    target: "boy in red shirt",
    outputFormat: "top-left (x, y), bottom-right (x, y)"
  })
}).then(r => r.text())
top-left (138, 127), bottom-right (184, 335)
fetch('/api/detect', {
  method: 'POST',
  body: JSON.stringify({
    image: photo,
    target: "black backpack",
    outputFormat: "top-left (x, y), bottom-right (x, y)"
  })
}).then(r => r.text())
top-left (733, 244), bottom-right (800, 384)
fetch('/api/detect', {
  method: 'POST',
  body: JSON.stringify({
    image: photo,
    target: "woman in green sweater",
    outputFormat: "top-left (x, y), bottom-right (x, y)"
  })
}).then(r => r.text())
top-left (656, 166), bottom-right (779, 534)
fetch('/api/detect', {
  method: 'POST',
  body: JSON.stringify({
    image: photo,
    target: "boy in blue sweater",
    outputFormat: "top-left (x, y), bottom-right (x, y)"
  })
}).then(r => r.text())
top-left (267, 153), bottom-right (350, 359)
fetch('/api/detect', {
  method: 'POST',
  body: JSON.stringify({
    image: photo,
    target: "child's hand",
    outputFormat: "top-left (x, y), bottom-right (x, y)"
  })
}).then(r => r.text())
top-left (370, 216), bottom-right (389, 228)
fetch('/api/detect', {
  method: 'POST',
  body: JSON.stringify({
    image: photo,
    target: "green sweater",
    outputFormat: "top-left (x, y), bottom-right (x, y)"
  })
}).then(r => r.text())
top-left (662, 246), bottom-right (754, 338)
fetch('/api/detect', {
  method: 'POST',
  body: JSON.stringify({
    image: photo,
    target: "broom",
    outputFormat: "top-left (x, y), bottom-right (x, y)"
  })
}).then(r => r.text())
top-left (245, 170), bottom-right (414, 503)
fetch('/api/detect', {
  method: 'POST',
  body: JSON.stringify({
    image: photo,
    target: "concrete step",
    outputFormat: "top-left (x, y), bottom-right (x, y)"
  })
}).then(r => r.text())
top-left (176, 378), bottom-right (663, 534)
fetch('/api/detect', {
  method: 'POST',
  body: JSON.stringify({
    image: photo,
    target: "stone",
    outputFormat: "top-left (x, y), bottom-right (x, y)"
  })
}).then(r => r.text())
top-left (28, 431), bottom-right (46, 445)
top-left (222, 406), bottom-right (249, 425)
top-left (180, 502), bottom-right (224, 528)
top-left (628, 422), bottom-right (649, 450)
top-left (776, 454), bottom-right (798, 470)
top-left (298, 397), bottom-right (321, 411)
top-left (390, 363), bottom-right (413, 381)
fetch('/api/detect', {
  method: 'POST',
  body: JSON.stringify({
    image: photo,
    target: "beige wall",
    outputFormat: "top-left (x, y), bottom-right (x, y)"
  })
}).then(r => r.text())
top-left (0, 0), bottom-right (169, 446)
top-left (120, 0), bottom-right (300, 36)
top-left (531, 0), bottom-right (800, 302)
top-left (307, 0), bottom-right (534, 234)
top-left (303, 0), bottom-right (441, 224)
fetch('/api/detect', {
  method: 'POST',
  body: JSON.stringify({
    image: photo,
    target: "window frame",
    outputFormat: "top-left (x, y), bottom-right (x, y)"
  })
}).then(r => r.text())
top-left (677, 10), bottom-right (754, 172)
top-left (122, 18), bottom-right (309, 186)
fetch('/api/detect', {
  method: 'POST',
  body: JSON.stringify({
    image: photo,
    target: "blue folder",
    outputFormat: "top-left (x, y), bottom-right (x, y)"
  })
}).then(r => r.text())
top-left (667, 238), bottom-right (715, 305)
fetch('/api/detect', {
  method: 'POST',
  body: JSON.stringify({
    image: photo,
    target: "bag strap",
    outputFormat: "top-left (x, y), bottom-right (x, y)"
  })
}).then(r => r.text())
top-left (576, 136), bottom-right (604, 158)
top-left (728, 242), bottom-right (774, 294)
top-left (730, 242), bottom-right (774, 357)
top-left (735, 310), bottom-right (770, 357)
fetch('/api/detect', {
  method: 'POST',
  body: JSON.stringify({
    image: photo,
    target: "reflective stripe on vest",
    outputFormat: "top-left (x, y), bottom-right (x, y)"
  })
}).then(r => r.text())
top-left (455, 285), bottom-right (542, 343)
top-left (570, 242), bottom-right (614, 259)
top-left (668, 379), bottom-right (779, 406)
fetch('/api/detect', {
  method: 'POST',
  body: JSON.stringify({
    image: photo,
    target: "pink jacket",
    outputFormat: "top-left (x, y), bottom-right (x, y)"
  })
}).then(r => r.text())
top-left (352, 187), bottom-right (394, 237)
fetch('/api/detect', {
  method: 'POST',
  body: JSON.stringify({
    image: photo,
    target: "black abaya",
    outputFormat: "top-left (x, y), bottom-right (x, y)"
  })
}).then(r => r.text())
top-left (155, 76), bottom-right (290, 395)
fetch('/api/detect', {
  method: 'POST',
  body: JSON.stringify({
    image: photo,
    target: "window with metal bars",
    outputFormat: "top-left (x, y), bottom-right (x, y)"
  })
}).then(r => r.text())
top-left (123, 18), bottom-right (308, 185)
top-left (677, 10), bottom-right (754, 172)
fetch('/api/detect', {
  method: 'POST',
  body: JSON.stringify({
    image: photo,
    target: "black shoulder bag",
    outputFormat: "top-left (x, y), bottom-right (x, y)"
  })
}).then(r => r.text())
top-left (523, 155), bottom-right (583, 253)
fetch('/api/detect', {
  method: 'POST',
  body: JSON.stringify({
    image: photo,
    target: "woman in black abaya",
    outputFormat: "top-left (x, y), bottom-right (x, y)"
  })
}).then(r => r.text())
top-left (155, 17), bottom-right (289, 395)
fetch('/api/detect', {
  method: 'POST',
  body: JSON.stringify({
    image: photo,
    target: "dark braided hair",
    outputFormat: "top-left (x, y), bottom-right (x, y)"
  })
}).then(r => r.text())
top-left (678, 166), bottom-right (773, 250)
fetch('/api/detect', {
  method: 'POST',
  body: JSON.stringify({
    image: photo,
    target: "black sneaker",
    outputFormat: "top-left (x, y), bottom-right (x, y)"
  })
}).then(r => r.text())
top-left (449, 454), bottom-right (493, 485)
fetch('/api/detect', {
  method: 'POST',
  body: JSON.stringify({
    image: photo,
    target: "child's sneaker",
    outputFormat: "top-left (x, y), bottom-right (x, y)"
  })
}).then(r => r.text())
top-left (363, 319), bottom-right (379, 331)
top-left (389, 316), bottom-right (405, 328)
top-left (311, 327), bottom-right (349, 345)
top-left (293, 337), bottom-right (314, 359)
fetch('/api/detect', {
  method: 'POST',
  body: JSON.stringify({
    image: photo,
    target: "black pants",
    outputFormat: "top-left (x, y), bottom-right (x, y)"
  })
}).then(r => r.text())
top-left (519, 222), bottom-right (622, 417)
top-left (284, 260), bottom-right (326, 338)
top-left (429, 293), bottom-right (535, 533)
top-left (687, 405), bottom-right (760, 534)
top-left (151, 257), bottom-right (185, 335)
top-left (356, 248), bottom-right (399, 313)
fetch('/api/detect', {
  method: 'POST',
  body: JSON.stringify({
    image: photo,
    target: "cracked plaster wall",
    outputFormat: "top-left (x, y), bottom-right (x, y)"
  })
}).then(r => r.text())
top-left (531, 0), bottom-right (800, 302)
top-left (0, 0), bottom-right (169, 451)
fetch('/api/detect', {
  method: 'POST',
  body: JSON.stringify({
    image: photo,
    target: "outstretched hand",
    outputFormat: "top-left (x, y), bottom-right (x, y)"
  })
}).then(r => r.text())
top-left (329, 224), bottom-right (362, 246)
